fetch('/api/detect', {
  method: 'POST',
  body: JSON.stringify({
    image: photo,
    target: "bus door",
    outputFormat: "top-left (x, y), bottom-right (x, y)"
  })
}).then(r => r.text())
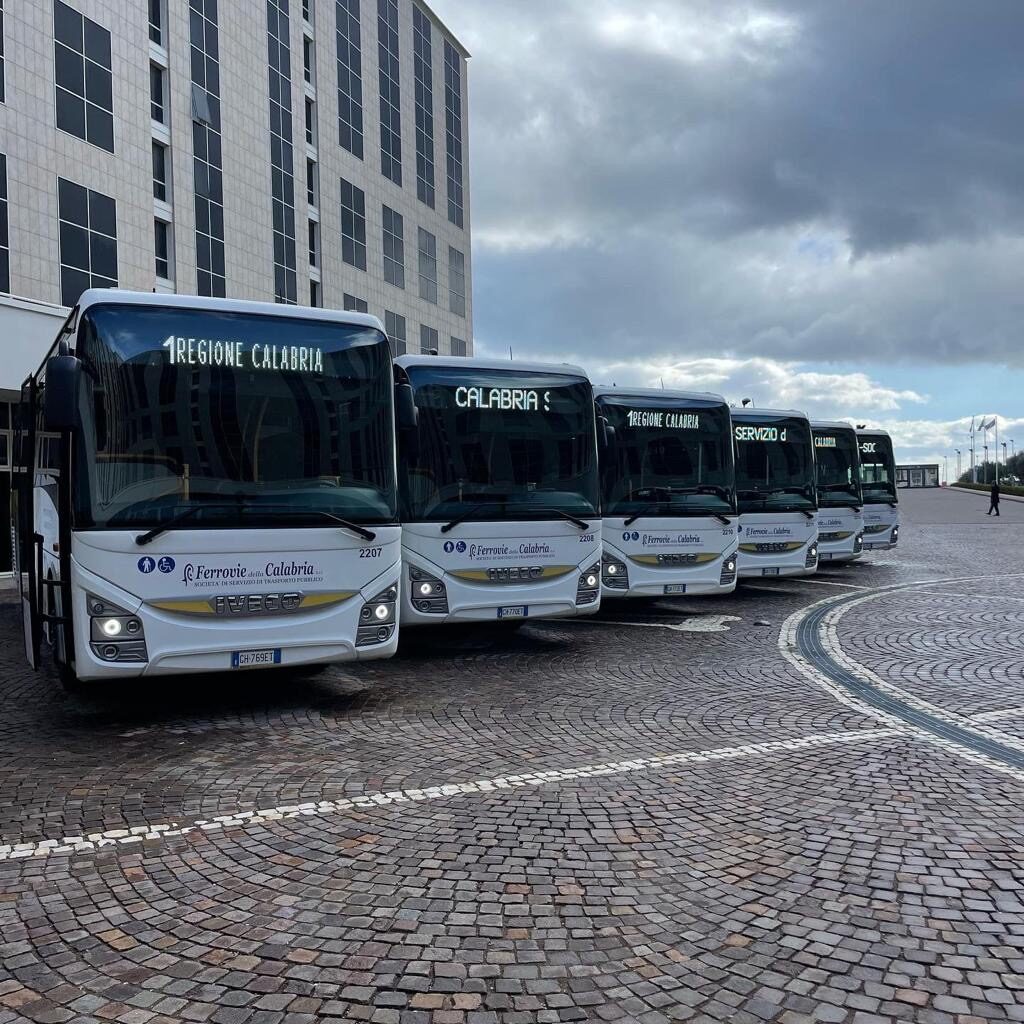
top-left (13, 379), bottom-right (41, 668)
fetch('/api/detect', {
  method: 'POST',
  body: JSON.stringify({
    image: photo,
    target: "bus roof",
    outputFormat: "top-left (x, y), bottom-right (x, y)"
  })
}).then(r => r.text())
top-left (395, 354), bottom-right (589, 377)
top-left (856, 427), bottom-right (893, 439)
top-left (811, 419), bottom-right (856, 432)
top-left (592, 385), bottom-right (727, 405)
top-left (731, 407), bottom-right (810, 421)
top-left (73, 289), bottom-right (385, 332)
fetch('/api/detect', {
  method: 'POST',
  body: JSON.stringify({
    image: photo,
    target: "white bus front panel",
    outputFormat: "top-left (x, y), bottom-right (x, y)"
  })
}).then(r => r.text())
top-left (815, 507), bottom-right (864, 562)
top-left (736, 512), bottom-right (818, 578)
top-left (69, 526), bottom-right (401, 679)
top-left (601, 517), bottom-right (738, 597)
top-left (862, 503), bottom-right (900, 550)
top-left (401, 519), bottom-right (601, 625)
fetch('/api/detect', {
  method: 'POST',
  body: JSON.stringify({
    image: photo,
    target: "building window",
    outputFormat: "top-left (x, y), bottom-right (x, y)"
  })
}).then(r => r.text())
top-left (148, 0), bottom-right (163, 46)
top-left (340, 177), bottom-right (366, 270)
top-left (154, 218), bottom-right (171, 280)
top-left (343, 293), bottom-right (368, 313)
top-left (335, 0), bottom-right (363, 159)
top-left (420, 324), bottom-right (438, 355)
top-left (417, 227), bottom-right (437, 304)
top-left (377, 0), bottom-right (402, 185)
top-left (305, 96), bottom-right (316, 147)
top-left (57, 176), bottom-right (117, 306)
top-left (302, 0), bottom-right (312, 25)
top-left (0, 153), bottom-right (8, 293)
top-left (385, 310), bottom-right (406, 356)
top-left (308, 219), bottom-right (319, 267)
top-left (444, 40), bottom-right (464, 228)
top-left (303, 36), bottom-right (314, 84)
top-left (1, 0), bottom-right (6, 104)
top-left (412, 6), bottom-right (435, 208)
top-left (449, 245), bottom-right (466, 317)
top-left (54, 1), bottom-right (114, 152)
top-left (190, 0), bottom-right (225, 297)
top-left (152, 142), bottom-right (168, 202)
top-left (450, 336), bottom-right (466, 357)
top-left (150, 63), bottom-right (165, 123)
top-left (268, 0), bottom-right (297, 304)
top-left (306, 158), bottom-right (318, 207)
top-left (382, 205), bottom-right (404, 288)
top-left (309, 279), bottom-right (320, 307)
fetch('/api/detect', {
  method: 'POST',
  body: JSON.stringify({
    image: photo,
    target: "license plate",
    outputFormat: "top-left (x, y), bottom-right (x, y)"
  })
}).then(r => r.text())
top-left (819, 552), bottom-right (833, 561)
top-left (664, 584), bottom-right (687, 595)
top-left (231, 648), bottom-right (282, 668)
top-left (761, 567), bottom-right (780, 576)
top-left (497, 605), bottom-right (527, 619)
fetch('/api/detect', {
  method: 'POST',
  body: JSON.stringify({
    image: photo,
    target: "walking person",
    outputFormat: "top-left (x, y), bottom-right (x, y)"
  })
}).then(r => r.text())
top-left (987, 480), bottom-right (1000, 516)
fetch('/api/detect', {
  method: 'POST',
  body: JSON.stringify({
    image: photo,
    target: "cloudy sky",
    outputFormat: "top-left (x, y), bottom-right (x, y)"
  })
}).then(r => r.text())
top-left (431, 0), bottom-right (1024, 474)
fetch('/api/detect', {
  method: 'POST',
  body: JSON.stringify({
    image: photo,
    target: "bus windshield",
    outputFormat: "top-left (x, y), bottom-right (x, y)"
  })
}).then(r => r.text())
top-left (859, 434), bottom-right (897, 503)
top-left (400, 366), bottom-right (599, 522)
top-left (734, 416), bottom-right (816, 513)
top-left (73, 304), bottom-right (397, 529)
top-left (813, 428), bottom-right (863, 508)
top-left (598, 396), bottom-right (735, 517)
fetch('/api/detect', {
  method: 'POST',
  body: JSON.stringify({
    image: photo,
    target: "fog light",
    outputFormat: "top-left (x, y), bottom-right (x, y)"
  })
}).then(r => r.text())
top-left (373, 603), bottom-right (390, 620)
top-left (377, 627), bottom-right (390, 641)
top-left (607, 564), bottom-right (619, 576)
top-left (101, 618), bottom-right (123, 637)
top-left (585, 573), bottom-right (598, 588)
top-left (418, 582), bottom-right (434, 596)
top-left (726, 558), bottom-right (736, 573)
top-left (102, 644), bottom-right (119, 660)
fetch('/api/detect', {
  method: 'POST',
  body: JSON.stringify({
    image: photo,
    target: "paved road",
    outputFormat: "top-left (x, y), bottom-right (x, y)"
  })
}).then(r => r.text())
top-left (2, 488), bottom-right (1023, 1024)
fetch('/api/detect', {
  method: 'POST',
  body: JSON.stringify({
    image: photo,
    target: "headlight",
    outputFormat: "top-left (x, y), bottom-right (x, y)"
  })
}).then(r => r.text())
top-left (409, 567), bottom-right (449, 615)
top-left (577, 561), bottom-right (601, 605)
top-left (601, 554), bottom-right (629, 590)
top-left (88, 595), bottom-right (149, 663)
top-left (357, 584), bottom-right (398, 646)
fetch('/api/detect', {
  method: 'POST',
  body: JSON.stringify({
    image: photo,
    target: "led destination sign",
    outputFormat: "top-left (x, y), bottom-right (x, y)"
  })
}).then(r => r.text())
top-left (626, 410), bottom-right (700, 429)
top-left (454, 387), bottom-right (551, 411)
top-left (859, 441), bottom-right (878, 454)
top-left (735, 425), bottom-right (790, 442)
top-left (815, 435), bottom-right (837, 448)
top-left (162, 335), bottom-right (325, 373)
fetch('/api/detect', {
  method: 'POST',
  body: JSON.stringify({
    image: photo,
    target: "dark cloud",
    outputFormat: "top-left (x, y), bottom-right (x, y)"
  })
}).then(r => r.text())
top-left (433, 0), bottom-right (1024, 370)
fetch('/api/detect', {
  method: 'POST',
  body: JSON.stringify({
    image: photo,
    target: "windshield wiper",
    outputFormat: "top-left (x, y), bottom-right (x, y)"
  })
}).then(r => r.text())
top-left (440, 500), bottom-right (508, 533)
top-left (135, 503), bottom-right (220, 545)
top-left (136, 502), bottom-right (377, 545)
top-left (531, 507), bottom-right (591, 531)
top-left (258, 508), bottom-right (377, 542)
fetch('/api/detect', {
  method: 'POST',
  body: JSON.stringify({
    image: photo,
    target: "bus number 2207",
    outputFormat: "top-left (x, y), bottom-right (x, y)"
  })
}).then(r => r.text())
top-left (359, 547), bottom-right (383, 558)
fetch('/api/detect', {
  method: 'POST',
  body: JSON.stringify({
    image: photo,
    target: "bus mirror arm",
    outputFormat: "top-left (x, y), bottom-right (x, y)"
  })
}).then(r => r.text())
top-left (599, 417), bottom-right (615, 449)
top-left (43, 352), bottom-right (84, 433)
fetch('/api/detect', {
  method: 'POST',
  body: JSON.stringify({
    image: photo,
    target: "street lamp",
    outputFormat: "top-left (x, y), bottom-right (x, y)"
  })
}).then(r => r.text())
top-left (954, 448), bottom-right (961, 481)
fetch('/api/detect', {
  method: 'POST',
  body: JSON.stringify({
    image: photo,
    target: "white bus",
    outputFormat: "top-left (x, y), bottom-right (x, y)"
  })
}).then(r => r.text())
top-left (14, 291), bottom-right (401, 686)
top-left (856, 428), bottom-right (900, 550)
top-left (733, 408), bottom-right (819, 579)
top-left (811, 421), bottom-right (864, 563)
top-left (594, 387), bottom-right (738, 598)
top-left (393, 356), bottom-right (602, 625)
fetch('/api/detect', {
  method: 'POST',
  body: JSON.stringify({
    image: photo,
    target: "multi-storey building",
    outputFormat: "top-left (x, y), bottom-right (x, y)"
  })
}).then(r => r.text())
top-left (0, 0), bottom-right (472, 571)
top-left (0, 0), bottom-right (472, 353)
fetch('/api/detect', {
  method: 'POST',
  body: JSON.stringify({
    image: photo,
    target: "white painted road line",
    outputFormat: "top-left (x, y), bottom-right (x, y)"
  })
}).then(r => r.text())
top-left (792, 578), bottom-right (868, 589)
top-left (575, 615), bottom-right (741, 633)
top-left (974, 707), bottom-right (1024, 723)
top-left (0, 728), bottom-right (900, 862)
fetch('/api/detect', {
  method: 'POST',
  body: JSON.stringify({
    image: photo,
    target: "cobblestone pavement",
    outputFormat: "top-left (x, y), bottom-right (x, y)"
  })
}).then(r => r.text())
top-left (2, 488), bottom-right (1024, 1024)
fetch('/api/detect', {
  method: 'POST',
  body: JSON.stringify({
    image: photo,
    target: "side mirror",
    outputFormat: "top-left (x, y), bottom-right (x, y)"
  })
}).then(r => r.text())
top-left (395, 383), bottom-right (418, 431)
top-left (598, 416), bottom-right (615, 449)
top-left (394, 383), bottom-right (420, 461)
top-left (44, 353), bottom-right (83, 432)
